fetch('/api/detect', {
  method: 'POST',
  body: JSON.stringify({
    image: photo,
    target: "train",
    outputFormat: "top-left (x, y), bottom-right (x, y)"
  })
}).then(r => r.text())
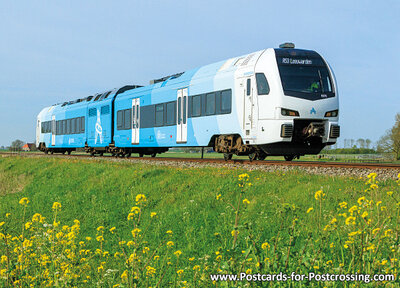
top-left (36, 43), bottom-right (340, 161)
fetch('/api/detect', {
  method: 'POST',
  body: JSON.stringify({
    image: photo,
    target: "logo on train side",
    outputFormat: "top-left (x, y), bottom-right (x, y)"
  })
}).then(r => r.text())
top-left (310, 107), bottom-right (316, 115)
top-left (95, 109), bottom-right (103, 144)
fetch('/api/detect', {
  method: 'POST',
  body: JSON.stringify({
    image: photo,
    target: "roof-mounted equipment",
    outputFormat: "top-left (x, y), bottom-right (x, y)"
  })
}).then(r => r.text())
top-left (279, 42), bottom-right (295, 49)
top-left (150, 72), bottom-right (184, 85)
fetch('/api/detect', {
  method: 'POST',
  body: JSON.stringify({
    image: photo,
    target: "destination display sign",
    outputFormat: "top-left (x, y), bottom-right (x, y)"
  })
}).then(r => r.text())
top-left (278, 57), bottom-right (325, 66)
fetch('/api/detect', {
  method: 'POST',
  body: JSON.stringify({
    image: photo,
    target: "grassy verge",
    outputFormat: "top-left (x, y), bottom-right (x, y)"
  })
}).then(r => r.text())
top-left (0, 157), bottom-right (399, 287)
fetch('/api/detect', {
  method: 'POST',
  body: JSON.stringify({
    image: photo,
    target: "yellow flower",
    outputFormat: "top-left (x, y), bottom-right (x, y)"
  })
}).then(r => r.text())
top-left (24, 221), bottom-right (32, 230)
top-left (146, 266), bottom-right (156, 276)
top-left (246, 268), bottom-right (252, 274)
top-left (150, 212), bottom-right (157, 218)
top-left (97, 226), bottom-right (105, 232)
top-left (189, 257), bottom-right (195, 261)
top-left (52, 201), bottom-right (61, 210)
top-left (167, 241), bottom-right (174, 248)
top-left (238, 173), bottom-right (250, 181)
top-left (177, 269), bottom-right (184, 275)
top-left (154, 255), bottom-right (160, 260)
top-left (86, 237), bottom-right (92, 241)
top-left (135, 194), bottom-right (147, 204)
top-left (367, 172), bottom-right (377, 179)
top-left (216, 255), bottom-right (222, 261)
top-left (339, 202), bottom-right (348, 209)
top-left (261, 242), bottom-right (270, 250)
top-left (376, 201), bottom-right (382, 206)
top-left (348, 231), bottom-right (361, 237)
top-left (345, 216), bottom-right (356, 225)
top-left (166, 230), bottom-right (173, 235)
top-left (313, 266), bottom-right (319, 270)
top-left (130, 206), bottom-right (140, 214)
top-left (306, 207), bottom-right (314, 213)
top-left (19, 197), bottom-right (29, 206)
top-left (242, 198), bottom-right (250, 205)
top-left (314, 190), bottom-right (325, 201)
top-left (387, 191), bottom-right (393, 196)
top-left (193, 265), bottom-right (200, 271)
top-left (231, 230), bottom-right (239, 237)
top-left (366, 244), bottom-right (376, 251)
top-left (216, 194), bottom-right (222, 200)
top-left (143, 247), bottom-right (150, 254)
top-left (32, 213), bottom-right (44, 223)
top-left (361, 211), bottom-right (368, 218)
top-left (96, 235), bottom-right (104, 242)
top-left (109, 227), bottom-right (116, 234)
top-left (348, 205), bottom-right (358, 214)
top-left (174, 250), bottom-right (182, 257)
top-left (131, 228), bottom-right (141, 238)
top-left (357, 197), bottom-right (366, 206)
top-left (372, 228), bottom-right (380, 235)
top-left (121, 270), bottom-right (128, 282)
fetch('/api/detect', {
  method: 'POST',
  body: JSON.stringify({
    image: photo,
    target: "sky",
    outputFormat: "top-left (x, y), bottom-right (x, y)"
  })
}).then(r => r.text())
top-left (0, 0), bottom-right (399, 148)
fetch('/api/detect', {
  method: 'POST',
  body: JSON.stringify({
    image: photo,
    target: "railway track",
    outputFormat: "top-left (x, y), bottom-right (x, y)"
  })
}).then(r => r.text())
top-left (2, 152), bottom-right (400, 170)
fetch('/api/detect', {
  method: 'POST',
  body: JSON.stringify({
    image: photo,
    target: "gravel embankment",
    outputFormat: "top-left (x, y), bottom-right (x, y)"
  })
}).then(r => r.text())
top-left (3, 153), bottom-right (400, 180)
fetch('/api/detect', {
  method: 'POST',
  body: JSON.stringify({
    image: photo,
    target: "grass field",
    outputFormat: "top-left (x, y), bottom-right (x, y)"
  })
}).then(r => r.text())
top-left (0, 156), bottom-right (399, 287)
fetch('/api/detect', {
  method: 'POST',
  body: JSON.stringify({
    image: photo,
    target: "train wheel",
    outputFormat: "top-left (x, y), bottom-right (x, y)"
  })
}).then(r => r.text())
top-left (248, 153), bottom-right (257, 162)
top-left (139, 153), bottom-right (144, 158)
top-left (50, 150), bottom-right (54, 155)
top-left (257, 154), bottom-right (267, 161)
top-left (44, 149), bottom-right (48, 154)
top-left (223, 153), bottom-right (233, 161)
top-left (67, 151), bottom-right (71, 155)
top-left (62, 151), bottom-right (65, 155)
top-left (151, 153), bottom-right (156, 158)
top-left (284, 155), bottom-right (295, 161)
top-left (90, 152), bottom-right (95, 157)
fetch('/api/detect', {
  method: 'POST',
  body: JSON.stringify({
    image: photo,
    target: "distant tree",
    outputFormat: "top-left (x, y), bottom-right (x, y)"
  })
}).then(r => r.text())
top-left (350, 139), bottom-right (355, 148)
top-left (356, 138), bottom-right (365, 148)
top-left (377, 113), bottom-right (400, 160)
top-left (365, 139), bottom-right (372, 149)
top-left (10, 139), bottom-right (24, 151)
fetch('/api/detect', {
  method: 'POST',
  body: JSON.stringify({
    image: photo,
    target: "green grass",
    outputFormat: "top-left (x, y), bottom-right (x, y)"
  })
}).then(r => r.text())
top-left (0, 157), bottom-right (399, 287)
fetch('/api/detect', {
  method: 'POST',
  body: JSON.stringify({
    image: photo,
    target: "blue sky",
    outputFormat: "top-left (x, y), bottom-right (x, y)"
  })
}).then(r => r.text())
top-left (0, 0), bottom-right (399, 147)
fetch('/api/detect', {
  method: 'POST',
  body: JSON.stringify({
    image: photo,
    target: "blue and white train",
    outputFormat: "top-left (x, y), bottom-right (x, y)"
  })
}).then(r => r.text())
top-left (36, 43), bottom-right (340, 161)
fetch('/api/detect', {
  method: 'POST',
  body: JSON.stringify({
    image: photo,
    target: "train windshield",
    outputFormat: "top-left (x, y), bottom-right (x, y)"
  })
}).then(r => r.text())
top-left (275, 49), bottom-right (335, 101)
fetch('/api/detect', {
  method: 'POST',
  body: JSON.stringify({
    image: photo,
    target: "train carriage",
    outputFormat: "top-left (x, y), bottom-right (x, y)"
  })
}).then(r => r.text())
top-left (36, 43), bottom-right (340, 160)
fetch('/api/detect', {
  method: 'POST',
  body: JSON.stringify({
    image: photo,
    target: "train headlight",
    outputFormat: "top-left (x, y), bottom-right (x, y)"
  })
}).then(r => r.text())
top-left (281, 108), bottom-right (299, 117)
top-left (325, 110), bottom-right (338, 117)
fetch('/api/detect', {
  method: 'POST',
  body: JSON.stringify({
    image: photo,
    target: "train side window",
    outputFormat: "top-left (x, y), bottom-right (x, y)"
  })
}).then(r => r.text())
top-left (80, 116), bottom-right (85, 133)
top-left (155, 104), bottom-right (164, 127)
top-left (220, 90), bottom-right (232, 114)
top-left (206, 93), bottom-right (216, 115)
top-left (101, 105), bottom-right (110, 115)
top-left (246, 79), bottom-right (251, 96)
top-left (117, 110), bottom-right (123, 130)
top-left (66, 120), bottom-right (70, 135)
top-left (72, 118), bottom-right (76, 134)
top-left (89, 108), bottom-right (96, 117)
top-left (166, 101), bottom-right (176, 126)
top-left (255, 73), bottom-right (270, 95)
top-left (76, 117), bottom-right (80, 134)
top-left (191, 95), bottom-right (201, 117)
top-left (63, 120), bottom-right (67, 135)
top-left (124, 109), bottom-right (131, 130)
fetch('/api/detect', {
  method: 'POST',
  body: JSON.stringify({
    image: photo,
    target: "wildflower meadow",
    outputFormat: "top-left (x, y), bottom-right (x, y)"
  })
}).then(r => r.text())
top-left (0, 157), bottom-right (399, 287)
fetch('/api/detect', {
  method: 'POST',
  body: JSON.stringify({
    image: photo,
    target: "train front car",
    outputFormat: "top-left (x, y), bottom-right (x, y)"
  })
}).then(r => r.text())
top-left (253, 44), bottom-right (339, 161)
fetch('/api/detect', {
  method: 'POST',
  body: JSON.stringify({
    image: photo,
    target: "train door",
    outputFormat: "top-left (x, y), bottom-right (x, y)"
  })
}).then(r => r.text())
top-left (51, 116), bottom-right (56, 146)
top-left (176, 88), bottom-right (188, 143)
top-left (131, 98), bottom-right (140, 144)
top-left (244, 77), bottom-right (254, 137)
